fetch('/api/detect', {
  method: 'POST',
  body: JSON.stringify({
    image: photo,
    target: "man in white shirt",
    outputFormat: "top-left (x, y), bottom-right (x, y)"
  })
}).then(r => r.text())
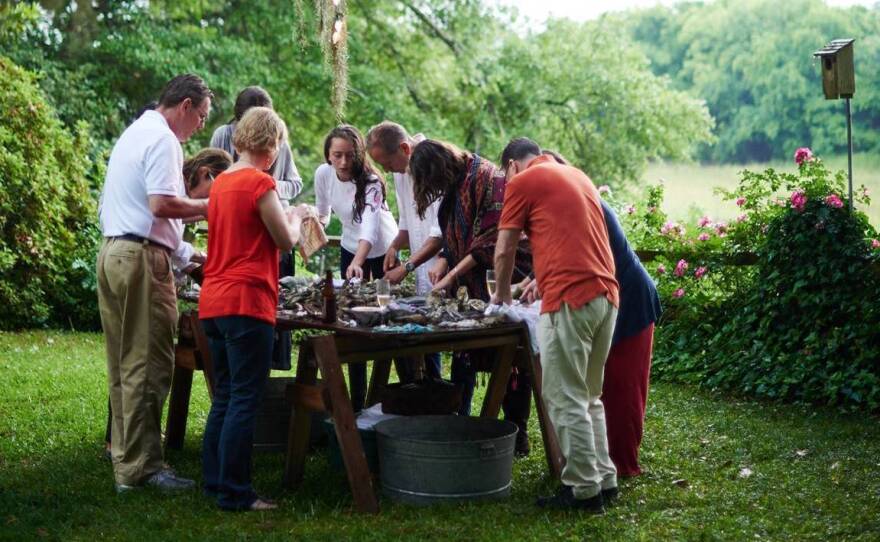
top-left (97, 74), bottom-right (212, 493)
top-left (366, 121), bottom-right (443, 379)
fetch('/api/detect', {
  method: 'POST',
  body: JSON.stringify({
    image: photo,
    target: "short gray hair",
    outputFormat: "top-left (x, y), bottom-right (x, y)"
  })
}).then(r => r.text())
top-left (366, 121), bottom-right (410, 155)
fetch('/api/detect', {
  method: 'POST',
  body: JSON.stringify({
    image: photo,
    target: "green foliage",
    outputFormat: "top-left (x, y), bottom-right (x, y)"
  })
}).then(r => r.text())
top-left (2, 1), bottom-right (713, 194)
top-left (0, 56), bottom-right (99, 329)
top-left (620, 0), bottom-right (880, 163)
top-left (640, 154), bottom-right (880, 410)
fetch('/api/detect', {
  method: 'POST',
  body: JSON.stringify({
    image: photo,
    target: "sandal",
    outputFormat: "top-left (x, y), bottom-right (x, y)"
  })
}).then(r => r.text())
top-left (248, 498), bottom-right (278, 511)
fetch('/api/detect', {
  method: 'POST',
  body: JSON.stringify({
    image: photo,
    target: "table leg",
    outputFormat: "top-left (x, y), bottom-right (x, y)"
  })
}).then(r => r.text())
top-left (164, 364), bottom-right (193, 451)
top-left (283, 344), bottom-right (318, 488)
top-left (525, 342), bottom-right (564, 480)
top-left (479, 342), bottom-right (516, 418)
top-left (366, 358), bottom-right (392, 408)
top-left (189, 312), bottom-right (215, 399)
top-left (313, 335), bottom-right (379, 514)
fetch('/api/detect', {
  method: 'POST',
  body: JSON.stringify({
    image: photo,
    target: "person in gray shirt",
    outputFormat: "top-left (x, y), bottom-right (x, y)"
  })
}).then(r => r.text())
top-left (210, 86), bottom-right (303, 202)
top-left (210, 86), bottom-right (302, 370)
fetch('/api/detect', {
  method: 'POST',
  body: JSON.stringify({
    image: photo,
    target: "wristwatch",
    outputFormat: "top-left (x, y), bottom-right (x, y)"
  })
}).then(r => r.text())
top-left (404, 260), bottom-right (415, 273)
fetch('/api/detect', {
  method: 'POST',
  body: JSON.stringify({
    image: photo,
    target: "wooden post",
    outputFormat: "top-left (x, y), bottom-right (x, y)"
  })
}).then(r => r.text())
top-left (312, 335), bottom-right (379, 514)
top-left (164, 363), bottom-right (194, 451)
top-left (525, 342), bottom-right (564, 480)
top-left (188, 311), bottom-right (215, 398)
top-left (479, 343), bottom-right (516, 418)
top-left (283, 344), bottom-right (319, 488)
top-left (366, 358), bottom-right (392, 408)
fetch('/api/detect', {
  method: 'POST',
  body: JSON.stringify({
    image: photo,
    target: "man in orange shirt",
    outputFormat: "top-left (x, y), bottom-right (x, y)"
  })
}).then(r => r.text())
top-left (492, 138), bottom-right (619, 513)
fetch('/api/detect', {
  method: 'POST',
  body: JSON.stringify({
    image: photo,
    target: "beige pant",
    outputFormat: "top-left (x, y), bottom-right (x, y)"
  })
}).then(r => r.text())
top-left (538, 297), bottom-right (618, 499)
top-left (97, 238), bottom-right (177, 485)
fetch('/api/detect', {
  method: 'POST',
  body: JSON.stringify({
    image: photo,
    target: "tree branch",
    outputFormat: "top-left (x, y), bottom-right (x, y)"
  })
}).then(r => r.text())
top-left (399, 0), bottom-right (461, 57)
top-left (357, 4), bottom-right (432, 113)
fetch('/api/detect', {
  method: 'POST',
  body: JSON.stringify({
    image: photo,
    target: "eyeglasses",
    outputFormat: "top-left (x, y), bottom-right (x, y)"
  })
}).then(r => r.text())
top-left (190, 102), bottom-right (210, 127)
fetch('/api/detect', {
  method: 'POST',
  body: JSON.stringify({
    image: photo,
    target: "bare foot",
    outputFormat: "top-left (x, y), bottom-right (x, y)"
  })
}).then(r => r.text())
top-left (249, 498), bottom-right (278, 511)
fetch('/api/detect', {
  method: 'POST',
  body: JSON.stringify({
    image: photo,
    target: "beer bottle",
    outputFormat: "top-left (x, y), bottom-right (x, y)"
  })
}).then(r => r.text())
top-left (322, 269), bottom-right (337, 323)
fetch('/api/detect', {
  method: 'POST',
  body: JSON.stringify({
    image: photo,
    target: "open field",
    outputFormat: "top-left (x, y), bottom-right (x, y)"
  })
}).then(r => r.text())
top-left (639, 154), bottom-right (880, 227)
top-left (2, 330), bottom-right (879, 541)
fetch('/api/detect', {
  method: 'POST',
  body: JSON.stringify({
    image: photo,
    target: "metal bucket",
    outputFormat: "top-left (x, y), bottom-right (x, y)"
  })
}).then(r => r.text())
top-left (375, 415), bottom-right (518, 505)
top-left (253, 377), bottom-right (326, 452)
top-left (323, 419), bottom-right (380, 474)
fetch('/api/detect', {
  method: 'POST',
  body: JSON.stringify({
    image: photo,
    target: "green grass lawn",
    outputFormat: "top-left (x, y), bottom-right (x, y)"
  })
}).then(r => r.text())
top-left (1, 330), bottom-right (879, 541)
top-left (640, 154), bottom-right (880, 227)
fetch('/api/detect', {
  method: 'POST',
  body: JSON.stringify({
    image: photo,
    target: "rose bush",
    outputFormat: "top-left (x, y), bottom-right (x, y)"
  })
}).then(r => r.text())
top-left (610, 150), bottom-right (880, 410)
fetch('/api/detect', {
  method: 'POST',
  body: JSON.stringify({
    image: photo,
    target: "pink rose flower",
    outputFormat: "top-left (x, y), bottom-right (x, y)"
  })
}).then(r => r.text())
top-left (673, 288), bottom-right (685, 298)
top-left (656, 264), bottom-right (666, 275)
top-left (694, 266), bottom-right (707, 279)
top-left (674, 259), bottom-right (688, 277)
top-left (661, 221), bottom-right (680, 235)
top-left (737, 213), bottom-right (748, 223)
top-left (697, 215), bottom-right (711, 228)
top-left (790, 190), bottom-right (807, 212)
top-left (715, 222), bottom-right (728, 237)
top-left (598, 185), bottom-right (611, 195)
top-left (625, 204), bottom-right (636, 215)
top-left (825, 194), bottom-right (844, 209)
top-left (735, 197), bottom-right (746, 207)
top-left (794, 147), bottom-right (813, 165)
top-left (698, 232), bottom-right (710, 241)
top-left (872, 239), bottom-right (880, 249)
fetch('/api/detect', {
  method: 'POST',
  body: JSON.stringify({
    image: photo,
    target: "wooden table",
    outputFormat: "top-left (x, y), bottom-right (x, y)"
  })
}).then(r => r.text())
top-left (165, 308), bottom-right (564, 514)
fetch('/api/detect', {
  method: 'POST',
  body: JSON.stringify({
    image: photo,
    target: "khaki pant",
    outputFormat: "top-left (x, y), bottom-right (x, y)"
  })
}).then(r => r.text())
top-left (538, 297), bottom-right (618, 499)
top-left (97, 238), bottom-right (177, 485)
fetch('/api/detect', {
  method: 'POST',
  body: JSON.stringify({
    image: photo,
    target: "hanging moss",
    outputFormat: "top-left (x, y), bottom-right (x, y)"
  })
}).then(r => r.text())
top-left (292, 0), bottom-right (309, 50)
top-left (314, 0), bottom-right (348, 120)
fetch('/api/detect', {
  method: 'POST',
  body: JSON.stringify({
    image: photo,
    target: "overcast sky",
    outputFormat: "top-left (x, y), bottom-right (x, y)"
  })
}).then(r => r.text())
top-left (494, 0), bottom-right (878, 23)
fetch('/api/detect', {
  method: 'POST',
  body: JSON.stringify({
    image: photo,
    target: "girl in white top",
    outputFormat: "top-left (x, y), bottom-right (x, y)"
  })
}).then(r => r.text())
top-left (315, 124), bottom-right (397, 413)
top-left (315, 124), bottom-right (398, 280)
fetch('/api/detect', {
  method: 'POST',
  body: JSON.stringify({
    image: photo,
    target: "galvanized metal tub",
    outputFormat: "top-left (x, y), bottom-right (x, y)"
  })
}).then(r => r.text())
top-left (375, 415), bottom-right (518, 505)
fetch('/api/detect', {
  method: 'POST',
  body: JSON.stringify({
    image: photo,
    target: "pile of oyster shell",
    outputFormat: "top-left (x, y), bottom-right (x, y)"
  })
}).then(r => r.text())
top-left (278, 276), bottom-right (505, 328)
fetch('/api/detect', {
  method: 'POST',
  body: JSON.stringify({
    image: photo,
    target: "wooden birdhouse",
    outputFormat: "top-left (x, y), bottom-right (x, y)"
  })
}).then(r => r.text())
top-left (813, 39), bottom-right (855, 100)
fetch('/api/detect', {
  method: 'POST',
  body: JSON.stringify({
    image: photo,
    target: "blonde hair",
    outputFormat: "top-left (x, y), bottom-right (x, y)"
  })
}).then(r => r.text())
top-left (232, 106), bottom-right (287, 156)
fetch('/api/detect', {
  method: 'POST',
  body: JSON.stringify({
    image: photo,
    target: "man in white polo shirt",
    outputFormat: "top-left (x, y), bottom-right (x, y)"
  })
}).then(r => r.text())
top-left (366, 121), bottom-right (443, 380)
top-left (97, 74), bottom-right (212, 493)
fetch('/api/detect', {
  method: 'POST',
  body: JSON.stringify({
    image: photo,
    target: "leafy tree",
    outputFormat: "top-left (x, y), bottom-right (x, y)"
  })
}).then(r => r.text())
top-left (619, 0), bottom-right (880, 162)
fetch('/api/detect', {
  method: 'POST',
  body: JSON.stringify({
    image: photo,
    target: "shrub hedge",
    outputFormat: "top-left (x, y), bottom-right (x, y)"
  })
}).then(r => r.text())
top-left (0, 56), bottom-right (100, 329)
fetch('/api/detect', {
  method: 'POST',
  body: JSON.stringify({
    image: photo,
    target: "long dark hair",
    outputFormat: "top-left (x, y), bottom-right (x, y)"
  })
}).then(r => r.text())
top-left (409, 139), bottom-right (471, 219)
top-left (232, 86), bottom-right (272, 123)
top-left (323, 124), bottom-right (386, 223)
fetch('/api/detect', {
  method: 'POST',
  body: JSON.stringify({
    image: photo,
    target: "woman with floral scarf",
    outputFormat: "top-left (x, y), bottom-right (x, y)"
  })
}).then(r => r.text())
top-left (409, 139), bottom-right (533, 456)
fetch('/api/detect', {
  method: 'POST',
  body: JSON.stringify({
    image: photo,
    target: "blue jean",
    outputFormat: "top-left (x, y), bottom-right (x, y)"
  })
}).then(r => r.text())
top-left (201, 316), bottom-right (273, 510)
top-left (426, 352), bottom-right (442, 379)
top-left (340, 248), bottom-right (385, 411)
